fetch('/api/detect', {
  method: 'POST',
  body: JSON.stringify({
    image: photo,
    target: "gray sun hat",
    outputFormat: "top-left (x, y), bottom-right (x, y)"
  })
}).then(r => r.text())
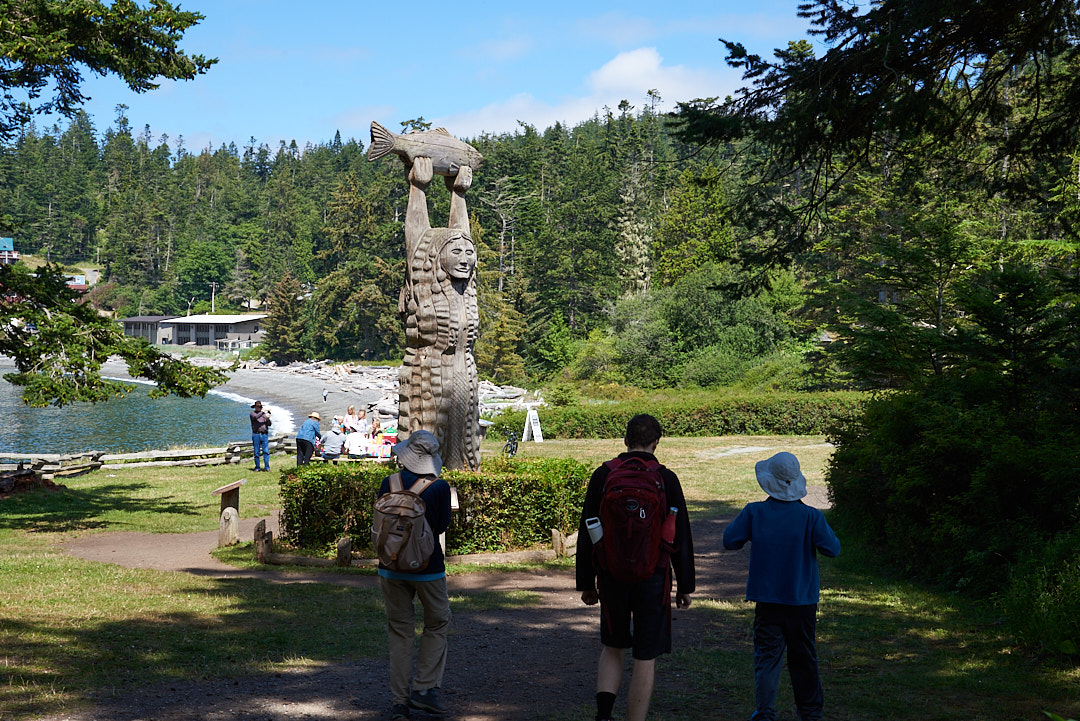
top-left (392, 430), bottom-right (443, 476)
top-left (755, 452), bottom-right (807, 502)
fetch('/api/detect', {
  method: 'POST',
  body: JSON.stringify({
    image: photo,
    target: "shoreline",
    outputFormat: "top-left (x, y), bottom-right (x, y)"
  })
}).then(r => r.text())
top-left (98, 360), bottom-right (386, 437)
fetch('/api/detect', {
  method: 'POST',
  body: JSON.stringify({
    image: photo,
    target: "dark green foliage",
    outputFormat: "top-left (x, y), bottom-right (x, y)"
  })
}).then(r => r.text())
top-left (277, 463), bottom-right (386, 551)
top-left (489, 392), bottom-right (865, 440)
top-left (277, 456), bottom-right (591, 555)
top-left (672, 0), bottom-right (1080, 267)
top-left (999, 527), bottom-right (1080, 654)
top-left (261, 272), bottom-right (306, 364)
top-left (828, 265), bottom-right (1080, 603)
top-left (443, 456), bottom-right (590, 554)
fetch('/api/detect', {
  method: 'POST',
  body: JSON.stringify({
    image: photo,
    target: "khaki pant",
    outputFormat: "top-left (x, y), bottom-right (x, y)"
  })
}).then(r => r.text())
top-left (379, 575), bottom-right (451, 705)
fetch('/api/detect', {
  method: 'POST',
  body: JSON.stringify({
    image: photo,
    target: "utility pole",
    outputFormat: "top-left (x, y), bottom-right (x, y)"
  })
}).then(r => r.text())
top-left (209, 282), bottom-right (218, 313)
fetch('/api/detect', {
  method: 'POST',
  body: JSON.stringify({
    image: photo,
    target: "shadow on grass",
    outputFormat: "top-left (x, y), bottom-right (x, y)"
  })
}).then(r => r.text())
top-left (0, 577), bottom-right (387, 719)
top-left (1, 572), bottom-right (604, 721)
top-left (661, 558), bottom-right (1080, 721)
top-left (0, 483), bottom-right (200, 533)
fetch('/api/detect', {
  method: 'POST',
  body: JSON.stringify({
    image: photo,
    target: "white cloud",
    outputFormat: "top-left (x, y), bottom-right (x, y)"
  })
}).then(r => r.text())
top-left (435, 47), bottom-right (741, 137)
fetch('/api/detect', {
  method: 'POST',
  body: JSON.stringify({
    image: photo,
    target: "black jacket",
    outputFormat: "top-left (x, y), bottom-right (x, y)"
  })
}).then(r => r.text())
top-left (575, 451), bottom-right (695, 596)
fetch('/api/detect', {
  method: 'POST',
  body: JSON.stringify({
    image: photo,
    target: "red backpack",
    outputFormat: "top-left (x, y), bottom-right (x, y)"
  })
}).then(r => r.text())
top-left (596, 456), bottom-right (670, 582)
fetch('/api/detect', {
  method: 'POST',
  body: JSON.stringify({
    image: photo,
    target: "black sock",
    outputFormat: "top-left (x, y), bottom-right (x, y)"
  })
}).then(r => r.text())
top-left (596, 691), bottom-right (616, 720)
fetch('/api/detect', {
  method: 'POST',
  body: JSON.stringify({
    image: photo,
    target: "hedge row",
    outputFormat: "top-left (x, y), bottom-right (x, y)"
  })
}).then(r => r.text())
top-left (277, 456), bottom-right (592, 555)
top-left (488, 392), bottom-right (866, 439)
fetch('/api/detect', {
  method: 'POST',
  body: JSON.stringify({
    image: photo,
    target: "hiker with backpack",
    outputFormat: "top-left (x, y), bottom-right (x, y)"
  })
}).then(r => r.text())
top-left (372, 430), bottom-right (452, 719)
top-left (576, 414), bottom-right (695, 721)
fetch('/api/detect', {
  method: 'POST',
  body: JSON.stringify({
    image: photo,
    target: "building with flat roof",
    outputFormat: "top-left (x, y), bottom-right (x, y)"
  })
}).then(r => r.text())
top-left (117, 315), bottom-right (177, 345)
top-left (158, 314), bottom-right (268, 349)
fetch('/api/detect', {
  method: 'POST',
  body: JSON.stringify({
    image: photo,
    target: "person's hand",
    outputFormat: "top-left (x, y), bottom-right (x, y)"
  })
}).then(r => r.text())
top-left (676, 593), bottom-right (692, 609)
top-left (409, 156), bottom-right (433, 189)
top-left (581, 589), bottom-right (599, 606)
top-left (446, 164), bottom-right (472, 192)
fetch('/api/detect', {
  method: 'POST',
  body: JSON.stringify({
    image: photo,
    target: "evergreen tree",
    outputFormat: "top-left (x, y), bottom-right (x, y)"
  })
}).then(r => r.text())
top-left (261, 271), bottom-right (306, 364)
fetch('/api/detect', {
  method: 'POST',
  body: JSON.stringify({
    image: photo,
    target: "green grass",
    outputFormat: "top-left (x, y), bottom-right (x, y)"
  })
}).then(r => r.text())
top-left (2, 439), bottom-right (1078, 720)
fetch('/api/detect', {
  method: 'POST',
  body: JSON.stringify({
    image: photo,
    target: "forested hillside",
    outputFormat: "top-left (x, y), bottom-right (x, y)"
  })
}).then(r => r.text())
top-left (1, 72), bottom-right (1076, 395)
top-left (0, 102), bottom-right (807, 386)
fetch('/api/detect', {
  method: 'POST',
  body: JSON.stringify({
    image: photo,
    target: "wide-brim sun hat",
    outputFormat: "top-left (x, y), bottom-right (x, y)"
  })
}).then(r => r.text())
top-left (755, 451), bottom-right (807, 502)
top-left (308, 411), bottom-right (321, 421)
top-left (392, 429), bottom-right (443, 476)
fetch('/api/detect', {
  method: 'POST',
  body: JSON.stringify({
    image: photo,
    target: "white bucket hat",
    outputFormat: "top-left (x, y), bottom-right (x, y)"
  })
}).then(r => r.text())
top-left (392, 430), bottom-right (443, 476)
top-left (755, 452), bottom-right (807, 502)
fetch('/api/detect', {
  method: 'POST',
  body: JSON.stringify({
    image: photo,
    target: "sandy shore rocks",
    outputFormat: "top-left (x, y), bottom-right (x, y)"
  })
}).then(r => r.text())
top-left (183, 357), bottom-right (538, 432)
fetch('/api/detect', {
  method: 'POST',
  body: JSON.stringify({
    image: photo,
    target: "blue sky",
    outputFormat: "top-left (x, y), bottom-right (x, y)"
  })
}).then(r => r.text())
top-left (59, 1), bottom-right (815, 152)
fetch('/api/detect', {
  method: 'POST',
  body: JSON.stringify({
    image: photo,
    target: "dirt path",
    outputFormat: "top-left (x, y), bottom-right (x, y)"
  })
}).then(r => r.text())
top-left (50, 488), bottom-right (829, 721)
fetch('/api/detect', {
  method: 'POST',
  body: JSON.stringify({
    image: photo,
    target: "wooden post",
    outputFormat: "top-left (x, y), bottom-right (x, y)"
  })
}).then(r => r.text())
top-left (219, 507), bottom-right (239, 547)
top-left (255, 521), bottom-right (273, 563)
top-left (211, 478), bottom-right (247, 516)
top-left (336, 536), bottom-right (352, 566)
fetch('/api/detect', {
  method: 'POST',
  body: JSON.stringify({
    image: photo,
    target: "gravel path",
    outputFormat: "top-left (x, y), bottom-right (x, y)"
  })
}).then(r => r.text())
top-left (50, 488), bottom-right (831, 721)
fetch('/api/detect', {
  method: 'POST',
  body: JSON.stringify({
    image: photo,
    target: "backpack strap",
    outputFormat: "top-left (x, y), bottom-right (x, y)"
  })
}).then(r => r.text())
top-left (388, 472), bottom-right (403, 493)
top-left (409, 476), bottom-right (436, 496)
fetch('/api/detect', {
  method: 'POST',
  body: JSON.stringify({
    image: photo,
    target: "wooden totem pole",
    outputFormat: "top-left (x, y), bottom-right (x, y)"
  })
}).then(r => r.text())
top-left (368, 121), bottom-right (483, 470)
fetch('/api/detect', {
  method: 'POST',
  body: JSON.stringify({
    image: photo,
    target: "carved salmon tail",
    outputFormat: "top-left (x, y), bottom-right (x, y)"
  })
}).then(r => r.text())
top-left (368, 121), bottom-right (395, 161)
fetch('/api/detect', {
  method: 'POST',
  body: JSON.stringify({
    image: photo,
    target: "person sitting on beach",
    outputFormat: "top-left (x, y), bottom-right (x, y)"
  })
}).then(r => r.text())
top-left (322, 422), bottom-right (346, 464)
top-left (358, 409), bottom-right (372, 438)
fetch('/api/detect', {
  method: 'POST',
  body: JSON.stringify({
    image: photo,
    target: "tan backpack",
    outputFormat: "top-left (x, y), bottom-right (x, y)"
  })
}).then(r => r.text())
top-left (371, 473), bottom-right (436, 572)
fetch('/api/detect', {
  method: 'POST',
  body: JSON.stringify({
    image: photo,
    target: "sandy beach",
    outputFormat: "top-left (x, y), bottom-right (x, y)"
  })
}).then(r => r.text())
top-left (98, 359), bottom-right (385, 437)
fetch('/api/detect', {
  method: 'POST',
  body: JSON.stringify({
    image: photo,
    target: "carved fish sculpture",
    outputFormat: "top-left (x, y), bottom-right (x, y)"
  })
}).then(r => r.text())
top-left (367, 120), bottom-right (483, 176)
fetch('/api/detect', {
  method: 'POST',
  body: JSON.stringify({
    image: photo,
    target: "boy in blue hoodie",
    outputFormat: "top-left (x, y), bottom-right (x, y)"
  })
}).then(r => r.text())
top-left (723, 452), bottom-right (841, 721)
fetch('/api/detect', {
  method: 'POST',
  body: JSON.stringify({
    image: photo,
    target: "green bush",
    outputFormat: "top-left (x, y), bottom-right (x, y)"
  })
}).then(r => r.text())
top-left (277, 456), bottom-right (592, 556)
top-left (998, 527), bottom-right (1080, 655)
top-left (489, 391), bottom-right (865, 439)
top-left (828, 383), bottom-right (1080, 599)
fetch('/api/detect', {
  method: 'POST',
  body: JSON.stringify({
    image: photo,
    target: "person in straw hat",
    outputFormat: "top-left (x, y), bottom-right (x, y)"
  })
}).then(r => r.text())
top-left (294, 411), bottom-right (322, 466)
top-left (723, 452), bottom-right (841, 721)
top-left (372, 429), bottom-right (452, 719)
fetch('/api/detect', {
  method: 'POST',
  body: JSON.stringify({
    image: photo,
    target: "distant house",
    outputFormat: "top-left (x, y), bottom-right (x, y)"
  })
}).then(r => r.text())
top-left (158, 313), bottom-right (268, 349)
top-left (0, 237), bottom-right (18, 265)
top-left (65, 274), bottom-right (88, 292)
top-left (118, 315), bottom-right (177, 345)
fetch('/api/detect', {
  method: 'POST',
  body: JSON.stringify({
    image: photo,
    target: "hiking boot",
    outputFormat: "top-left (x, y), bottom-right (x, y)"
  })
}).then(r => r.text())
top-left (390, 703), bottom-right (410, 719)
top-left (408, 688), bottom-right (447, 715)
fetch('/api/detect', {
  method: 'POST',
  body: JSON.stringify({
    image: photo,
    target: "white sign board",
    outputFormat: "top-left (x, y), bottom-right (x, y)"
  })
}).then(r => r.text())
top-left (522, 409), bottom-right (544, 443)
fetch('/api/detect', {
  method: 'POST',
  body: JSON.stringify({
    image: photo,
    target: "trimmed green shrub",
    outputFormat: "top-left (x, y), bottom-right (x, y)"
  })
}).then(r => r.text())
top-left (489, 392), bottom-right (865, 439)
top-left (278, 456), bottom-right (592, 556)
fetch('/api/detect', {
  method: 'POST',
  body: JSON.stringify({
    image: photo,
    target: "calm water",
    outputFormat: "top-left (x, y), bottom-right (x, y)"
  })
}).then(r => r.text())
top-left (0, 374), bottom-right (294, 455)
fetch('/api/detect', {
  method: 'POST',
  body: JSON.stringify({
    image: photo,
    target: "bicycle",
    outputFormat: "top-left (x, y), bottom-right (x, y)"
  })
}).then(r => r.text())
top-left (501, 428), bottom-right (519, 457)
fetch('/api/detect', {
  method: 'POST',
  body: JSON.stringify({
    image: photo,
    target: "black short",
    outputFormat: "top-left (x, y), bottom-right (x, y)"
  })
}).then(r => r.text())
top-left (598, 564), bottom-right (672, 660)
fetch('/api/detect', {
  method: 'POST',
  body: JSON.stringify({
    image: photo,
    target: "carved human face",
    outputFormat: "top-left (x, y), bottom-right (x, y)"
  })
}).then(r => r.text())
top-left (440, 233), bottom-right (476, 281)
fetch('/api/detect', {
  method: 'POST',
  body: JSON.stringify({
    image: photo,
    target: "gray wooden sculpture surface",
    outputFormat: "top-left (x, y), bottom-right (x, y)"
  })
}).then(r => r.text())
top-left (368, 121), bottom-right (482, 470)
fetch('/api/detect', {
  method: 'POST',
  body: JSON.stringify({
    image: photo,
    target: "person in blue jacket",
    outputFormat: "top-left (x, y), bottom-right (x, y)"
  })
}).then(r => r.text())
top-left (294, 411), bottom-right (322, 466)
top-left (723, 452), bottom-right (841, 721)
